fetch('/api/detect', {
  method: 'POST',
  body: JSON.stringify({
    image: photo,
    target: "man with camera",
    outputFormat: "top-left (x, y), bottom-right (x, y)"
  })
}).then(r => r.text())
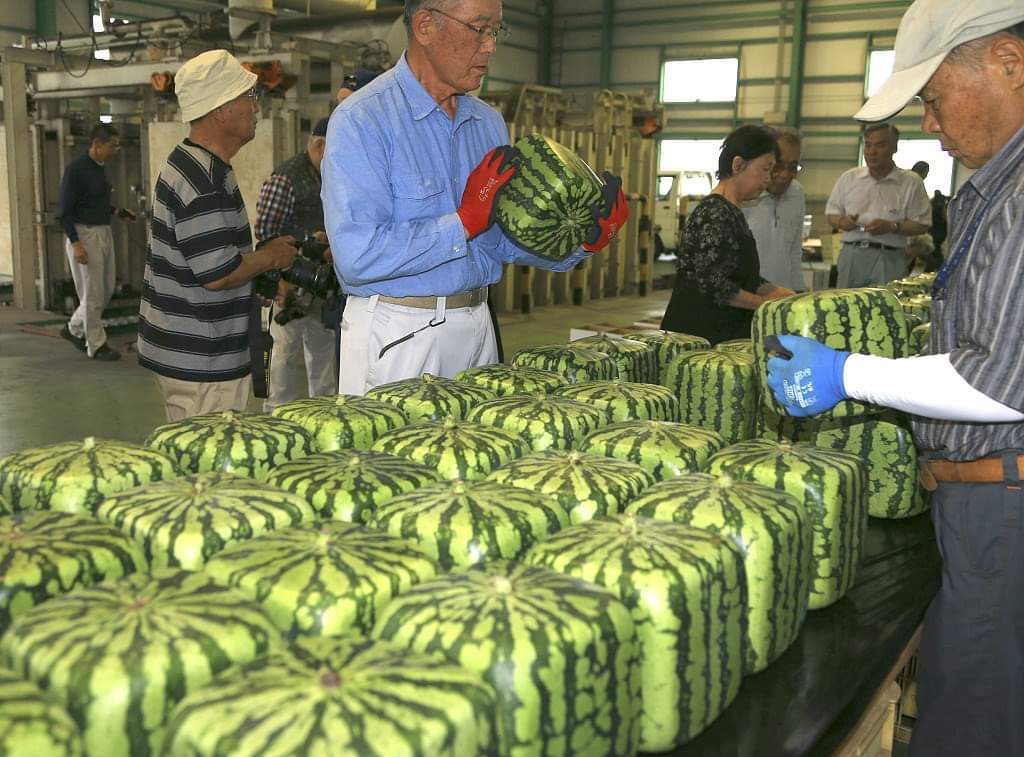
top-left (138, 50), bottom-right (297, 422)
top-left (254, 117), bottom-right (337, 411)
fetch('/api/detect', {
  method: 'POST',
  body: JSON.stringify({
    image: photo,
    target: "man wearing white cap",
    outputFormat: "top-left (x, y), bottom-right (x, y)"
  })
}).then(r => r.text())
top-left (764, 2), bottom-right (1024, 754)
top-left (138, 50), bottom-right (297, 421)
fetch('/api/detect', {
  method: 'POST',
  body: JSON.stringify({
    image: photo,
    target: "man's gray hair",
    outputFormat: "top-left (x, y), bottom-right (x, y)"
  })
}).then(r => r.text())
top-left (947, 21), bottom-right (1024, 70)
top-left (863, 122), bottom-right (899, 144)
top-left (772, 126), bottom-right (802, 149)
top-left (404, 0), bottom-right (454, 31)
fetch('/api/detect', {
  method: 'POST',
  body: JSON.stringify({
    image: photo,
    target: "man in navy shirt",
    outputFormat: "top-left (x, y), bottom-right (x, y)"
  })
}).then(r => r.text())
top-left (57, 123), bottom-right (134, 360)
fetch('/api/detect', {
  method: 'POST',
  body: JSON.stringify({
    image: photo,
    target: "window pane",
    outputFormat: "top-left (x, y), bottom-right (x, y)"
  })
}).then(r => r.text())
top-left (896, 140), bottom-right (955, 196)
top-left (866, 50), bottom-right (895, 98)
top-left (662, 58), bottom-right (739, 103)
top-left (659, 139), bottom-right (722, 176)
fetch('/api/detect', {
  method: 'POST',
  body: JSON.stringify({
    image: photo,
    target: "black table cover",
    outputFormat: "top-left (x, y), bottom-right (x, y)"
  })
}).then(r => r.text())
top-left (653, 513), bottom-right (940, 757)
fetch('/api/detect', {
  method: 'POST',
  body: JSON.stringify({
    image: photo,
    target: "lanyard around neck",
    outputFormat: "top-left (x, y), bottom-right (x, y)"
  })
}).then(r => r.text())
top-left (932, 173), bottom-right (1012, 299)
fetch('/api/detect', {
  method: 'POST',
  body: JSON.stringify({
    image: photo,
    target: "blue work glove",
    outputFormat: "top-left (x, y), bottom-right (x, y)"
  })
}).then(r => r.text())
top-left (766, 335), bottom-right (851, 417)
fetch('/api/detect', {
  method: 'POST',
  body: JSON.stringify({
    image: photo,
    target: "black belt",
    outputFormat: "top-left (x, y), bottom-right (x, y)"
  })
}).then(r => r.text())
top-left (847, 240), bottom-right (902, 252)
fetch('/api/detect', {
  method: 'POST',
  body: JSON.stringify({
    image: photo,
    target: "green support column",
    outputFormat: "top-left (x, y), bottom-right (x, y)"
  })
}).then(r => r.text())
top-left (599, 0), bottom-right (614, 89)
top-left (787, 0), bottom-right (808, 126)
top-left (538, 0), bottom-right (554, 86)
top-left (36, 0), bottom-right (59, 37)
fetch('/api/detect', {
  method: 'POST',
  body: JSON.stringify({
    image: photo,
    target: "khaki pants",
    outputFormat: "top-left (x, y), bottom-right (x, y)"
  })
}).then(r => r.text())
top-left (156, 374), bottom-right (252, 423)
top-left (836, 242), bottom-right (907, 288)
top-left (65, 224), bottom-right (116, 356)
top-left (263, 313), bottom-right (337, 412)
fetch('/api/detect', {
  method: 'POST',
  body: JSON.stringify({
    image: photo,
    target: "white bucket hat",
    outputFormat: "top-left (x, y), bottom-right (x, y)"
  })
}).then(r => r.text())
top-left (856, 0), bottom-right (1024, 122)
top-left (176, 50), bottom-right (258, 123)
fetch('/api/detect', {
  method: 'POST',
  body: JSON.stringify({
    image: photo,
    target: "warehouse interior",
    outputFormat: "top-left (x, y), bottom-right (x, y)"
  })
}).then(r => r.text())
top-left (0, 0), bottom-right (1001, 754)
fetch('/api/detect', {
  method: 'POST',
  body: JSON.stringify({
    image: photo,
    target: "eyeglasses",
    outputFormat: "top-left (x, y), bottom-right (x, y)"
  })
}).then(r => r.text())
top-left (771, 161), bottom-right (802, 174)
top-left (426, 7), bottom-right (511, 42)
top-left (244, 86), bottom-right (260, 102)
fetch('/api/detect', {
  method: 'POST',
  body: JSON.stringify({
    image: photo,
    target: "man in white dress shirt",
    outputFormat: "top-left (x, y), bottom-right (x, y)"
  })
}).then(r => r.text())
top-left (742, 126), bottom-right (807, 291)
top-left (825, 122), bottom-right (931, 287)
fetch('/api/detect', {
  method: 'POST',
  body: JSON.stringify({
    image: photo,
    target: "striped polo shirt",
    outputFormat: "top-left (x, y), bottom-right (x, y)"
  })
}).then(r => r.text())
top-left (138, 139), bottom-right (253, 382)
top-left (912, 124), bottom-right (1024, 461)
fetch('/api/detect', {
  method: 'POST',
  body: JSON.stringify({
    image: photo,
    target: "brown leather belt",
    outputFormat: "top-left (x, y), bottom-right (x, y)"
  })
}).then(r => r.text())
top-left (920, 454), bottom-right (1024, 490)
top-left (379, 287), bottom-right (488, 309)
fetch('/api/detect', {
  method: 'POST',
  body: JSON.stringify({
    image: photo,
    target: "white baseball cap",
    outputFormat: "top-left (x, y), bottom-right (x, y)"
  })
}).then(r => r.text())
top-left (856, 0), bottom-right (1024, 122)
top-left (176, 50), bottom-right (258, 123)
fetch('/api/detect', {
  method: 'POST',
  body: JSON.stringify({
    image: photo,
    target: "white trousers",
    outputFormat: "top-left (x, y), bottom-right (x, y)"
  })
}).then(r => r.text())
top-left (155, 374), bottom-right (252, 423)
top-left (65, 224), bottom-right (116, 357)
top-left (338, 295), bottom-right (498, 396)
top-left (263, 313), bottom-right (337, 412)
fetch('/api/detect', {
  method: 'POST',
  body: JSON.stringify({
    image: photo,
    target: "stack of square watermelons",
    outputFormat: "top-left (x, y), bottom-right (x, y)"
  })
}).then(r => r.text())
top-left (0, 273), bottom-right (932, 756)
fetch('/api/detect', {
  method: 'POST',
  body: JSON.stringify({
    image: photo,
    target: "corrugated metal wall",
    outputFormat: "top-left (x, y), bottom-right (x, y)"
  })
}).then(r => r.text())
top-left (546, 0), bottom-right (938, 216)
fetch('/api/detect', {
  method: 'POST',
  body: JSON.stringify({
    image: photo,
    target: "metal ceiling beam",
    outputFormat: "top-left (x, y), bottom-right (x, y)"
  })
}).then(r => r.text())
top-left (31, 51), bottom-right (305, 92)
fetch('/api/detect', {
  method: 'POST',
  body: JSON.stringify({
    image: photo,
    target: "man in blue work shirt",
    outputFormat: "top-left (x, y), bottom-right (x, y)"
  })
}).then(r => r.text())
top-left (322, 0), bottom-right (628, 395)
top-left (767, 1), bottom-right (1024, 753)
top-left (57, 123), bottom-right (134, 361)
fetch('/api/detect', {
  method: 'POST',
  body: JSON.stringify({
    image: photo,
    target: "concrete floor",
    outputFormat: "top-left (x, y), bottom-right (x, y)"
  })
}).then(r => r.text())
top-left (0, 289), bottom-right (671, 458)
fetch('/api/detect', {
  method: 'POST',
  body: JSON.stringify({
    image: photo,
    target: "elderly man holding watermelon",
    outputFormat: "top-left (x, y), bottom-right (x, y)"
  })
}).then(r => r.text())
top-left (321, 0), bottom-right (627, 395)
top-left (767, 1), bottom-right (1024, 754)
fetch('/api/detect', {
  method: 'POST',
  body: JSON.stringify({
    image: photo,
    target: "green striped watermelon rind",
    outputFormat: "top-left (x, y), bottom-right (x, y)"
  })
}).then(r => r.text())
top-left (661, 350), bottom-right (757, 445)
top-left (554, 380), bottom-right (682, 423)
top-left (264, 449), bottom-right (441, 522)
top-left (0, 667), bottom-right (84, 757)
top-left (1, 511), bottom-right (148, 633)
top-left (467, 394), bottom-right (607, 451)
top-left (578, 420), bottom-right (726, 480)
top-left (0, 437), bottom-right (178, 516)
top-left (624, 473), bottom-right (811, 674)
top-left (524, 514), bottom-right (747, 751)
top-left (751, 288), bottom-right (911, 419)
top-left (495, 133), bottom-right (604, 263)
top-left (569, 336), bottom-right (659, 384)
top-left (370, 418), bottom-right (527, 481)
top-left (365, 374), bottom-right (498, 422)
top-left (371, 560), bottom-right (642, 757)
top-left (203, 521), bottom-right (439, 639)
top-left (454, 364), bottom-right (568, 396)
top-left (161, 636), bottom-right (500, 757)
top-left (144, 411), bottom-right (314, 481)
top-left (0, 568), bottom-right (281, 757)
top-left (94, 473), bottom-right (317, 570)
top-left (621, 330), bottom-right (711, 376)
top-left (704, 439), bottom-right (869, 610)
top-left (486, 449), bottom-right (656, 524)
top-left (365, 479), bottom-right (571, 570)
top-left (511, 345), bottom-right (621, 384)
top-left (270, 395), bottom-right (409, 452)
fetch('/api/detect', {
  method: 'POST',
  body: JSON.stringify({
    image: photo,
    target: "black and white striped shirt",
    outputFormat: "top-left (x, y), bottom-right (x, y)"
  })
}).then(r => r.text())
top-left (912, 124), bottom-right (1024, 460)
top-left (138, 139), bottom-right (253, 382)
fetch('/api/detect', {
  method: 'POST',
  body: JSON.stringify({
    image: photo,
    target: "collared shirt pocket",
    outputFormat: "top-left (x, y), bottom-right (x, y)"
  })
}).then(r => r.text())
top-left (390, 173), bottom-right (448, 222)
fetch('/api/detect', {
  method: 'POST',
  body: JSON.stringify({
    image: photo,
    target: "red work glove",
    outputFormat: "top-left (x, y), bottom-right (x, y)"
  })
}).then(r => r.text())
top-left (582, 171), bottom-right (629, 252)
top-left (457, 145), bottom-right (518, 240)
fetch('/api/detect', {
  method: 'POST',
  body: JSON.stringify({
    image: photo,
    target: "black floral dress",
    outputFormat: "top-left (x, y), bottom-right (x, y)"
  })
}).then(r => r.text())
top-left (661, 193), bottom-right (766, 345)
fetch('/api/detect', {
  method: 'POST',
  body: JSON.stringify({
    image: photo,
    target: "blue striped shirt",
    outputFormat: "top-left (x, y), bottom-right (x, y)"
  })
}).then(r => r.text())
top-left (322, 53), bottom-right (586, 298)
top-left (912, 124), bottom-right (1024, 460)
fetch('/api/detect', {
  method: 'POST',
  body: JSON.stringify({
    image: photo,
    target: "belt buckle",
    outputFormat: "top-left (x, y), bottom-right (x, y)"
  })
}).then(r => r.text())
top-left (856, 240), bottom-right (871, 249)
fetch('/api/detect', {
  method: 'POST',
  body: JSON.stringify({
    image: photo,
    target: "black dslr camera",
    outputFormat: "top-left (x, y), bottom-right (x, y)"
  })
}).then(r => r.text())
top-left (253, 236), bottom-right (340, 326)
